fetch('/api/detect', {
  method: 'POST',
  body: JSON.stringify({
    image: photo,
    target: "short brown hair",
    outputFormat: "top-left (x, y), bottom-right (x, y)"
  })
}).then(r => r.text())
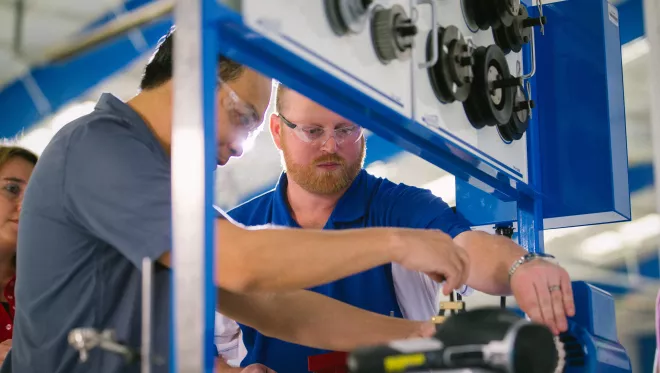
top-left (275, 82), bottom-right (289, 113)
top-left (0, 146), bottom-right (38, 169)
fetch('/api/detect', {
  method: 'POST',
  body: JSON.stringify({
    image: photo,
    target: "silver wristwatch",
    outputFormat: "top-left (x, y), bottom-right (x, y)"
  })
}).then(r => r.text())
top-left (508, 252), bottom-right (556, 281)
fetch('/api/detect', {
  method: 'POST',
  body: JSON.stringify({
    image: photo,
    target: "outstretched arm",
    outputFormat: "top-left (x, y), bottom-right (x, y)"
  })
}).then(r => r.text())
top-left (217, 288), bottom-right (434, 352)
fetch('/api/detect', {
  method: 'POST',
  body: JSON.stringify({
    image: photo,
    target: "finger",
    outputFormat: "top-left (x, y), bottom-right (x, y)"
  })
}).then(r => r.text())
top-left (534, 281), bottom-right (558, 335)
top-left (560, 272), bottom-right (575, 317)
top-left (550, 283), bottom-right (567, 332)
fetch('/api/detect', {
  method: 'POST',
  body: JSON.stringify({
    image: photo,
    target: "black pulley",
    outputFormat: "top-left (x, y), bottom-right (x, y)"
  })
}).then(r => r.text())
top-left (462, 0), bottom-right (519, 30)
top-left (498, 86), bottom-right (534, 142)
top-left (493, 5), bottom-right (547, 54)
top-left (463, 45), bottom-right (516, 129)
top-left (324, 0), bottom-right (374, 36)
top-left (426, 25), bottom-right (474, 104)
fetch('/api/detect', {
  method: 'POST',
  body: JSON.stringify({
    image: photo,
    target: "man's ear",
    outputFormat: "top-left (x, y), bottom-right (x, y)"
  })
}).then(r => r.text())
top-left (270, 113), bottom-right (283, 150)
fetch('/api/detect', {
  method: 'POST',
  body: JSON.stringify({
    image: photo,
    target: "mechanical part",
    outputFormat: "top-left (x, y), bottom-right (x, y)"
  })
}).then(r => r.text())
top-left (348, 307), bottom-right (560, 373)
top-left (370, 4), bottom-right (417, 64)
top-left (461, 0), bottom-right (520, 31)
top-left (68, 327), bottom-right (165, 366)
top-left (68, 328), bottom-right (139, 364)
top-left (416, 0), bottom-right (439, 69)
top-left (426, 25), bottom-right (474, 104)
top-left (463, 45), bottom-right (516, 129)
top-left (324, 0), bottom-right (373, 36)
top-left (498, 85), bottom-right (534, 142)
top-left (493, 5), bottom-right (547, 54)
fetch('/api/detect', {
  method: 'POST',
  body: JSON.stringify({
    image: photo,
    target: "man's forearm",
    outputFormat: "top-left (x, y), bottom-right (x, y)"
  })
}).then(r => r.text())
top-left (216, 219), bottom-right (400, 292)
top-left (218, 288), bottom-right (424, 352)
top-left (454, 230), bottom-right (526, 295)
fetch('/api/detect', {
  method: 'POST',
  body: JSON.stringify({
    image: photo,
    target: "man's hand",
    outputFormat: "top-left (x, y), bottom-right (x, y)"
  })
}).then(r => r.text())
top-left (510, 259), bottom-right (575, 335)
top-left (409, 322), bottom-right (436, 339)
top-left (0, 339), bottom-right (11, 363)
top-left (392, 229), bottom-right (470, 296)
top-left (215, 358), bottom-right (277, 373)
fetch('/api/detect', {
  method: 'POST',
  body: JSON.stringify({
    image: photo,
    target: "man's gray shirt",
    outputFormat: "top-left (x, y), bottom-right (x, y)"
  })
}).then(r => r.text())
top-left (5, 93), bottom-right (173, 373)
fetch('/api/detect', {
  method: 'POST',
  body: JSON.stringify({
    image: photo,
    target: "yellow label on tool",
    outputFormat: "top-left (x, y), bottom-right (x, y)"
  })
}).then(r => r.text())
top-left (384, 354), bottom-right (426, 372)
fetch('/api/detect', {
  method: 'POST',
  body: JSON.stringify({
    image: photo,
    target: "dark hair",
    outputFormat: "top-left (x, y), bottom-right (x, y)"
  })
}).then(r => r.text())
top-left (140, 28), bottom-right (244, 90)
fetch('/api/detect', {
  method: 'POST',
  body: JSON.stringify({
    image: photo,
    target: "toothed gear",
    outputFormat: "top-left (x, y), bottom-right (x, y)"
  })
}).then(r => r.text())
top-left (555, 336), bottom-right (566, 373)
top-left (370, 4), bottom-right (416, 64)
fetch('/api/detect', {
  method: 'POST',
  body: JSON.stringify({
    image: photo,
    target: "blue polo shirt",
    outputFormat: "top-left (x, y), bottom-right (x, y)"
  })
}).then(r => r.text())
top-left (228, 169), bottom-right (471, 373)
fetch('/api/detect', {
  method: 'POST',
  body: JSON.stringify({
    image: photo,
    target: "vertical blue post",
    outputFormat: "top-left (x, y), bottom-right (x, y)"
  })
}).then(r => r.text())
top-left (171, 0), bottom-right (217, 372)
top-left (517, 2), bottom-right (544, 254)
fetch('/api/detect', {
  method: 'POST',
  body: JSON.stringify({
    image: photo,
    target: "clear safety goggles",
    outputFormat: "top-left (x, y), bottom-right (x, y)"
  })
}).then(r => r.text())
top-left (218, 79), bottom-right (263, 137)
top-left (279, 113), bottom-right (364, 145)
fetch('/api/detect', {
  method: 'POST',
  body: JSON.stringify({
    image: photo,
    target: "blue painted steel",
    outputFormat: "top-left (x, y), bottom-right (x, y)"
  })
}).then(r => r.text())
top-left (563, 281), bottom-right (632, 372)
top-left (533, 0), bottom-right (631, 228)
top-left (617, 0), bottom-right (645, 45)
top-left (0, 17), bottom-right (173, 139)
top-left (637, 334), bottom-right (657, 373)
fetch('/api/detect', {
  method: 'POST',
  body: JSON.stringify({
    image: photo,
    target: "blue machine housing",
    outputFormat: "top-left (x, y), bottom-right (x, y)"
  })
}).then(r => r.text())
top-left (457, 0), bottom-right (631, 230)
top-left (562, 282), bottom-right (631, 372)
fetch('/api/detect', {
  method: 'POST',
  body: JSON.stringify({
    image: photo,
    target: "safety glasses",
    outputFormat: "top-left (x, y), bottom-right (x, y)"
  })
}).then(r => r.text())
top-left (278, 113), bottom-right (363, 146)
top-left (218, 79), bottom-right (263, 137)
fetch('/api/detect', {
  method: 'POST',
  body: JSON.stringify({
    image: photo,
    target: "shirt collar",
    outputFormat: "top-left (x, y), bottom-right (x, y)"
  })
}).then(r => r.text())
top-left (272, 169), bottom-right (370, 227)
top-left (95, 93), bottom-right (169, 163)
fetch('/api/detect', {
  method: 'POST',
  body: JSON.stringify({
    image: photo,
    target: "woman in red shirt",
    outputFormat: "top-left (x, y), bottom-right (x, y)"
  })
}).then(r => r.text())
top-left (0, 146), bottom-right (38, 362)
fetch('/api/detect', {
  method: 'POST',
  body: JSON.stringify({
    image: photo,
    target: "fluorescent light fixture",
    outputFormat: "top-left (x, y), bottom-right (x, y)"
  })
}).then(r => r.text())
top-left (578, 213), bottom-right (660, 258)
top-left (621, 37), bottom-right (649, 65)
top-left (51, 101), bottom-right (96, 133)
top-left (366, 161), bottom-right (389, 179)
top-left (421, 174), bottom-right (455, 204)
top-left (618, 213), bottom-right (660, 246)
top-left (18, 128), bottom-right (55, 155)
top-left (579, 231), bottom-right (625, 257)
top-left (544, 225), bottom-right (588, 244)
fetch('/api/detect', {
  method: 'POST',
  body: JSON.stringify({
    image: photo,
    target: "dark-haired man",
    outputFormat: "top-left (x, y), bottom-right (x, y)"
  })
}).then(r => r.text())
top-left (5, 30), bottom-right (472, 373)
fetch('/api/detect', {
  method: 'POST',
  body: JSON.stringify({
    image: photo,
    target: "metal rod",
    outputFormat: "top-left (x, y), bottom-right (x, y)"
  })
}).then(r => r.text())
top-left (141, 257), bottom-right (153, 373)
top-left (172, 0), bottom-right (209, 371)
top-left (42, 0), bottom-right (174, 63)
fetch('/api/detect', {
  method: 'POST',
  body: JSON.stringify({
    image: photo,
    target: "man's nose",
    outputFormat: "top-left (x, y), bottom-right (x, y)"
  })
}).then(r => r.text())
top-left (229, 142), bottom-right (244, 158)
top-left (320, 135), bottom-right (338, 153)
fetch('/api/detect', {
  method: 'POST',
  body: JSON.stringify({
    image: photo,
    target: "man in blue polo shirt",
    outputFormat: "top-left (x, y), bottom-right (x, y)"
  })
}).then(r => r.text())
top-left (215, 84), bottom-right (576, 373)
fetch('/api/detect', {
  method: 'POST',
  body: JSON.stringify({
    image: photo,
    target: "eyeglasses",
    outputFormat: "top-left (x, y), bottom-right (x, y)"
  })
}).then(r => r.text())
top-left (218, 79), bottom-right (263, 136)
top-left (278, 113), bottom-right (363, 145)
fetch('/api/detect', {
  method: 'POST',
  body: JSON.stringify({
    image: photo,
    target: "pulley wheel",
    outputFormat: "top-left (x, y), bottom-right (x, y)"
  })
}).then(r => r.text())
top-left (324, 0), bottom-right (350, 36)
top-left (426, 25), bottom-right (474, 104)
top-left (498, 86), bottom-right (532, 142)
top-left (463, 45), bottom-right (515, 129)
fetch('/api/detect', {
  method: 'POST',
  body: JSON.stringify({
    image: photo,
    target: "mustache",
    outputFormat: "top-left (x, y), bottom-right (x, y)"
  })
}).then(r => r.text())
top-left (314, 154), bottom-right (345, 165)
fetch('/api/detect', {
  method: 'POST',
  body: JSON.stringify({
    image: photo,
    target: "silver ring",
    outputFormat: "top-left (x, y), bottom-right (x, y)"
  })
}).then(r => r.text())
top-left (548, 285), bottom-right (561, 292)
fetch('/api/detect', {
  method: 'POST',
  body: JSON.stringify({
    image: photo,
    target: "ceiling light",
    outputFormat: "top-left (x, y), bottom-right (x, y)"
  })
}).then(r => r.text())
top-left (579, 231), bottom-right (624, 257)
top-left (422, 174), bottom-right (456, 204)
top-left (51, 101), bottom-right (96, 132)
top-left (366, 161), bottom-right (389, 179)
top-left (621, 37), bottom-right (649, 65)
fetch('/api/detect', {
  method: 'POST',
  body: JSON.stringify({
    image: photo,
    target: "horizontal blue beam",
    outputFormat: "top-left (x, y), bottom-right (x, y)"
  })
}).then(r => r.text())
top-left (0, 15), bottom-right (172, 139)
top-left (82, 0), bottom-right (159, 33)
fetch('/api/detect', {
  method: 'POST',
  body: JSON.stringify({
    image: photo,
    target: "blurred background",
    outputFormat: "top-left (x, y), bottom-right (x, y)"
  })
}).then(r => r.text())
top-left (0, 0), bottom-right (657, 370)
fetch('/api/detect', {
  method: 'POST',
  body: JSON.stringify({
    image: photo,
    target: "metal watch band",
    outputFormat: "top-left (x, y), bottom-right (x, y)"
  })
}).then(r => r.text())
top-left (508, 252), bottom-right (556, 280)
